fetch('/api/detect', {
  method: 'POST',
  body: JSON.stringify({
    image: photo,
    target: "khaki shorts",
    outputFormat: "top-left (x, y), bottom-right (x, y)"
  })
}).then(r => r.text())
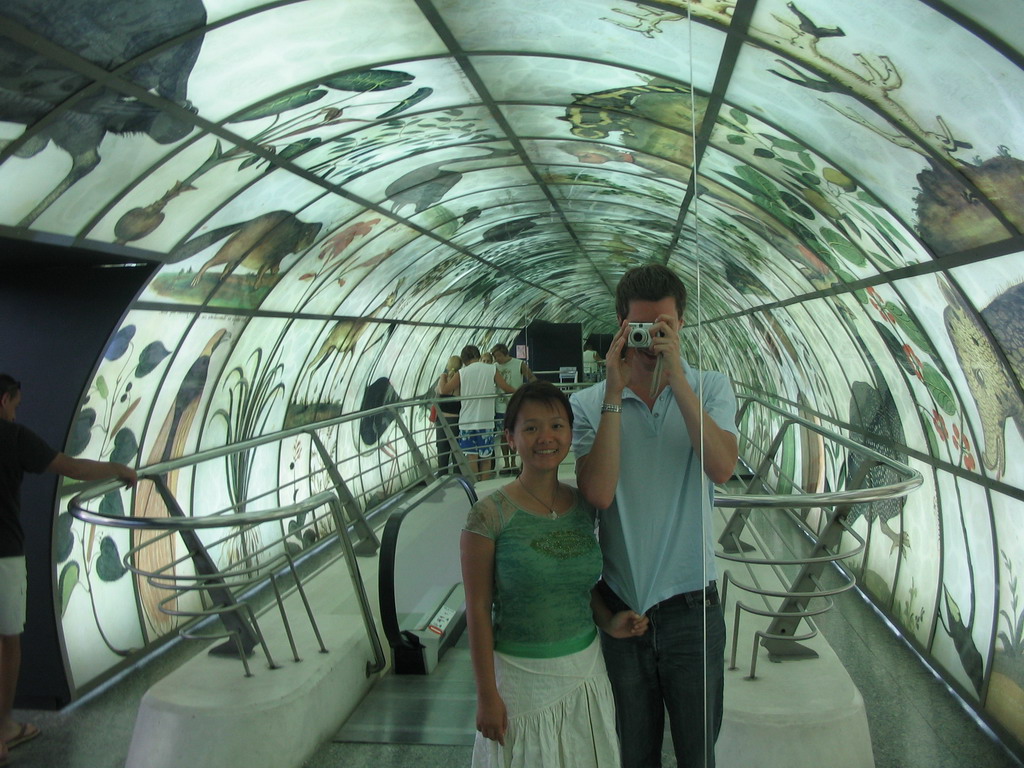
top-left (0, 556), bottom-right (27, 635)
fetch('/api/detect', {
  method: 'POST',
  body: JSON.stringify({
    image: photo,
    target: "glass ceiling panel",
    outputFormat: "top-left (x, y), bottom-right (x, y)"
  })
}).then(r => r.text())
top-left (524, 141), bottom-right (692, 194)
top-left (953, 0), bottom-right (1024, 54)
top-left (186, 0), bottom-right (448, 123)
top-left (725, 44), bottom-right (946, 241)
top-left (436, 0), bottom-right (728, 93)
top-left (873, 275), bottom-right (983, 475)
top-left (340, 141), bottom-right (519, 212)
top-left (546, 167), bottom-right (686, 211)
top-left (473, 55), bottom-right (681, 107)
top-left (86, 135), bottom-right (280, 250)
top-left (0, 83), bottom-right (198, 232)
top-left (297, 103), bottom-right (504, 188)
top-left (705, 114), bottom-right (930, 272)
top-left (738, 0), bottom-right (1024, 254)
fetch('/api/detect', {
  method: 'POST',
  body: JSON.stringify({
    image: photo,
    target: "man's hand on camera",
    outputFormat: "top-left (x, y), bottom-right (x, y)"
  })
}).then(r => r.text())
top-left (650, 314), bottom-right (682, 372)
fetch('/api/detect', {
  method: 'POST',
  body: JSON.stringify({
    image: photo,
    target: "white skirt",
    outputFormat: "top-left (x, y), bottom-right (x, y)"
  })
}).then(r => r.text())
top-left (471, 635), bottom-right (620, 768)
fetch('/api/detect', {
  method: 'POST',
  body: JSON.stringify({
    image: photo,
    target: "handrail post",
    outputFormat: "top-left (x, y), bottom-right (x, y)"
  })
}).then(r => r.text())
top-left (718, 418), bottom-right (795, 553)
top-left (308, 431), bottom-right (380, 555)
top-left (759, 457), bottom-right (877, 658)
top-left (326, 496), bottom-right (387, 676)
top-left (391, 408), bottom-right (433, 481)
top-left (146, 475), bottom-right (260, 657)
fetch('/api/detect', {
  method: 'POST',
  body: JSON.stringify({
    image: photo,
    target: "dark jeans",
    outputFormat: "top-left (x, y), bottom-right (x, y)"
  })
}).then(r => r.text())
top-left (598, 580), bottom-right (726, 768)
top-left (434, 412), bottom-right (459, 473)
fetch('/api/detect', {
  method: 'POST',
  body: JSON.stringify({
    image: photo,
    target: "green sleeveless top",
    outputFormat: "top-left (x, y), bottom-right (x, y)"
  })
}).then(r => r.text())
top-left (464, 487), bottom-right (602, 658)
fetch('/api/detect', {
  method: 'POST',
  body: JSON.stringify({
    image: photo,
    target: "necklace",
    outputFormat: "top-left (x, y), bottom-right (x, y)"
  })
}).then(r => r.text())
top-left (517, 477), bottom-right (559, 519)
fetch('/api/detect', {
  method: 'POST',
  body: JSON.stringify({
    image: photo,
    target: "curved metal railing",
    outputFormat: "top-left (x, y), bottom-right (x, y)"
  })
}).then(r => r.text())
top-left (715, 393), bottom-right (923, 677)
top-left (66, 387), bottom-right (921, 680)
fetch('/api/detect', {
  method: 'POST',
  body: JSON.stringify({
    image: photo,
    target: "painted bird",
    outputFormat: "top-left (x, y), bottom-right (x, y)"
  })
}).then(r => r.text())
top-left (131, 328), bottom-right (229, 639)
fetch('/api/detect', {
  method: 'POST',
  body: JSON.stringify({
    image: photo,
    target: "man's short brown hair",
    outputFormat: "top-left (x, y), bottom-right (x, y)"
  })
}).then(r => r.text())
top-left (615, 264), bottom-right (687, 319)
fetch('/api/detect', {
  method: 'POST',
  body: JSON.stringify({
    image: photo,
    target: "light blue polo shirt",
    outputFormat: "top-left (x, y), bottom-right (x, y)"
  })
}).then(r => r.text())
top-left (570, 359), bottom-right (738, 615)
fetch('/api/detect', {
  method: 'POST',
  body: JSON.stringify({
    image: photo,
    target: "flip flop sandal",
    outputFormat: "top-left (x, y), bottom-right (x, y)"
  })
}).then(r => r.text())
top-left (4, 722), bottom-right (40, 750)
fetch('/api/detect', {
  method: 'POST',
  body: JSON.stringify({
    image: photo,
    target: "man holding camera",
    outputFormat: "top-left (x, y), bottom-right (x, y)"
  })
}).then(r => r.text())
top-left (570, 265), bottom-right (738, 768)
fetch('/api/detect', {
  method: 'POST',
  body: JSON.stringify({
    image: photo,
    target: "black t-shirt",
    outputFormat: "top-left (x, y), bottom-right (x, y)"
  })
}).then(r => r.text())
top-left (0, 419), bottom-right (58, 558)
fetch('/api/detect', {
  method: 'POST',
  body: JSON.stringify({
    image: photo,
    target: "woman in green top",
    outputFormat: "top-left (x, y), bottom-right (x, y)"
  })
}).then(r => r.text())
top-left (462, 381), bottom-right (647, 767)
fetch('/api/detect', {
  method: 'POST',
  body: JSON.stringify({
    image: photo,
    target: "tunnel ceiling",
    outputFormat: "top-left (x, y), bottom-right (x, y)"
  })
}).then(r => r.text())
top-left (2, 0), bottom-right (1021, 335)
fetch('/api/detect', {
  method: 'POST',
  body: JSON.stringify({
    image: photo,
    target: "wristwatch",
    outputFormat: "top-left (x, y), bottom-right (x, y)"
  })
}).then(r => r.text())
top-left (600, 402), bottom-right (622, 413)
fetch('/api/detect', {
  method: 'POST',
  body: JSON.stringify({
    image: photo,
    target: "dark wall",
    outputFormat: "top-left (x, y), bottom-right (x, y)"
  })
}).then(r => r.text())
top-left (525, 321), bottom-right (582, 383)
top-left (0, 243), bottom-right (154, 707)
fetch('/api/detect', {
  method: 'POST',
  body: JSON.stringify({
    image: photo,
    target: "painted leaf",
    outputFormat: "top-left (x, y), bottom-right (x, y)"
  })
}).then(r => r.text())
top-left (276, 138), bottom-right (322, 162)
top-left (111, 428), bottom-right (138, 464)
top-left (55, 512), bottom-right (75, 562)
top-left (99, 490), bottom-right (125, 517)
top-left (59, 561), bottom-right (80, 617)
top-left (779, 190), bottom-right (815, 220)
top-left (322, 69), bottom-right (415, 92)
top-left (922, 363), bottom-right (957, 416)
top-left (96, 376), bottom-right (109, 400)
top-left (735, 165), bottom-right (781, 200)
top-left (67, 408), bottom-right (96, 456)
top-left (136, 341), bottom-right (171, 377)
top-left (96, 537), bottom-right (127, 582)
top-left (231, 89), bottom-right (327, 122)
top-left (768, 137), bottom-right (805, 153)
top-left (376, 87), bottom-right (433, 119)
top-left (886, 303), bottom-right (932, 352)
top-left (104, 325), bottom-right (136, 361)
top-left (821, 228), bottom-right (867, 267)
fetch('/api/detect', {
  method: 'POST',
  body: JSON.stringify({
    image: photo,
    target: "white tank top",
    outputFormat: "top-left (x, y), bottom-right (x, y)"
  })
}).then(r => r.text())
top-left (459, 362), bottom-right (497, 430)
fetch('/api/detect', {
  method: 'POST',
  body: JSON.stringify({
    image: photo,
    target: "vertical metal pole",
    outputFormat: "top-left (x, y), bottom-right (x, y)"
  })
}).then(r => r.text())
top-left (308, 431), bottom-right (380, 555)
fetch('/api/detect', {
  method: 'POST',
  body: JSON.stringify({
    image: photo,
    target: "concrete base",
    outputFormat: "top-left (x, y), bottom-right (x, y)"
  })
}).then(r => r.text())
top-left (125, 555), bottom-right (384, 768)
top-left (718, 625), bottom-right (874, 768)
top-left (715, 505), bottom-right (875, 768)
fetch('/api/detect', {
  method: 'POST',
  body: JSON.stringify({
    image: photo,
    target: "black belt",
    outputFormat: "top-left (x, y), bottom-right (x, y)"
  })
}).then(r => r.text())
top-left (597, 579), bottom-right (718, 610)
top-left (660, 581), bottom-right (718, 609)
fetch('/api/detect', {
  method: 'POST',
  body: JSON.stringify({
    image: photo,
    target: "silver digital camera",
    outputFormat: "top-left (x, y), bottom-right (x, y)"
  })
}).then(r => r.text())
top-left (627, 322), bottom-right (656, 348)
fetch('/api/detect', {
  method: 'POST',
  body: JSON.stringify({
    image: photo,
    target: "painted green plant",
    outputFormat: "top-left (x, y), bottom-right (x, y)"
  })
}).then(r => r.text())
top-left (211, 347), bottom-right (286, 567)
top-left (56, 322), bottom-right (175, 653)
top-left (69, 324), bottom-right (171, 460)
top-left (893, 579), bottom-right (927, 636)
top-left (56, 497), bottom-right (132, 655)
top-left (998, 550), bottom-right (1024, 656)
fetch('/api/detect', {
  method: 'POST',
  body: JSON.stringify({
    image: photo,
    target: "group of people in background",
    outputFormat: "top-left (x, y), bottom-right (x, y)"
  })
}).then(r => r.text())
top-left (458, 265), bottom-right (739, 768)
top-left (436, 344), bottom-right (535, 481)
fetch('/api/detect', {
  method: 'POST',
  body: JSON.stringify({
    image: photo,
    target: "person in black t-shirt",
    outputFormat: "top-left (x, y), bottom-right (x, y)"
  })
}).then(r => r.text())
top-left (0, 374), bottom-right (136, 761)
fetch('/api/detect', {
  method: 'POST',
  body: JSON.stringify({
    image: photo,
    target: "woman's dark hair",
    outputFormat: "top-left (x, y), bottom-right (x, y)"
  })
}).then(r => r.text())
top-left (503, 380), bottom-right (573, 433)
top-left (614, 264), bottom-right (687, 319)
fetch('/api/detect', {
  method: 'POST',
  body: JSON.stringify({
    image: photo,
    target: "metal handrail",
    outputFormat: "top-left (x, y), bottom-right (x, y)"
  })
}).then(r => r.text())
top-left (64, 387), bottom-right (923, 680)
top-left (714, 393), bottom-right (922, 677)
top-left (719, 393), bottom-right (923, 506)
